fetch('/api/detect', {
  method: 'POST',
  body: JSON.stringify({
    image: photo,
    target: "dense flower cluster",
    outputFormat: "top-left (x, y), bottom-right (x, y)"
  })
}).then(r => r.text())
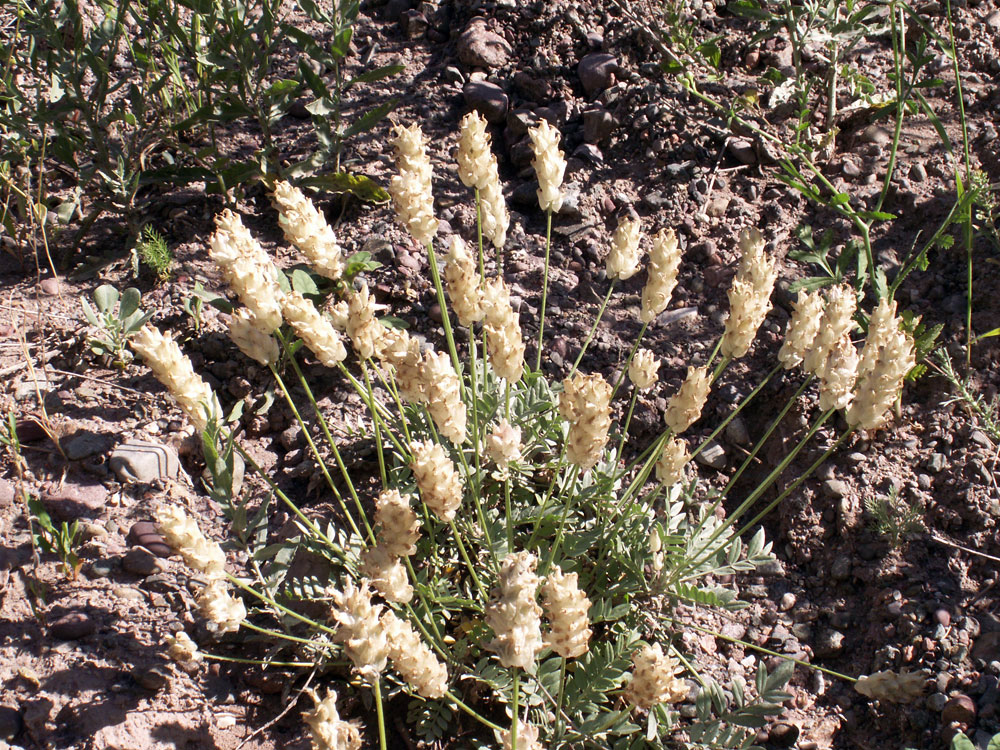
top-left (664, 365), bottom-right (711, 434)
top-left (641, 228), bottom-right (682, 323)
top-left (606, 217), bottom-right (643, 281)
top-left (624, 643), bottom-right (687, 710)
top-left (133, 325), bottom-right (220, 430)
top-left (410, 440), bottom-right (463, 522)
top-left (389, 123), bottom-right (438, 247)
top-left (271, 180), bottom-right (344, 280)
top-left (720, 228), bottom-right (778, 359)
top-left (559, 372), bottom-right (612, 470)
top-left (485, 551), bottom-right (543, 670)
top-left (528, 119), bottom-right (566, 213)
top-left (541, 566), bottom-right (592, 658)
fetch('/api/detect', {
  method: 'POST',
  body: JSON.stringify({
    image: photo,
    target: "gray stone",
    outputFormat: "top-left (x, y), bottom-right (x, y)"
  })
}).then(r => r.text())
top-left (462, 81), bottom-right (508, 124)
top-left (573, 143), bottom-right (603, 164)
top-left (40, 277), bottom-right (61, 296)
top-left (89, 558), bottom-right (115, 578)
top-left (556, 183), bottom-right (583, 219)
top-left (577, 52), bottom-right (618, 96)
top-left (582, 108), bottom-right (616, 143)
top-left (127, 521), bottom-right (172, 557)
top-left (132, 666), bottom-right (171, 692)
top-left (862, 125), bottom-right (891, 145)
top-left (769, 722), bottom-right (799, 748)
top-left (41, 481), bottom-right (108, 520)
top-left (457, 21), bottom-right (511, 69)
top-left (780, 592), bottom-right (796, 611)
top-left (62, 432), bottom-right (110, 461)
top-left (50, 611), bottom-right (96, 640)
top-left (728, 138), bottom-right (757, 165)
top-left (910, 162), bottom-right (928, 182)
top-left (109, 440), bottom-right (180, 483)
top-left (642, 191), bottom-right (671, 209)
top-left (831, 556), bottom-right (851, 580)
top-left (442, 65), bottom-right (464, 85)
top-left (695, 440), bottom-right (726, 470)
top-left (986, 10), bottom-right (1000, 30)
top-left (814, 628), bottom-right (844, 658)
top-left (400, 9), bottom-right (427, 39)
top-left (927, 453), bottom-right (946, 473)
top-left (823, 479), bottom-right (850, 498)
top-left (725, 416), bottom-right (749, 446)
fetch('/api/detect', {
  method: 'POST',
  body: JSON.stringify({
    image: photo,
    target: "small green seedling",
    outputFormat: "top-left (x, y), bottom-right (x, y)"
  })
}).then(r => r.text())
top-left (133, 224), bottom-right (174, 281)
top-left (27, 495), bottom-right (82, 580)
top-left (80, 284), bottom-right (153, 367)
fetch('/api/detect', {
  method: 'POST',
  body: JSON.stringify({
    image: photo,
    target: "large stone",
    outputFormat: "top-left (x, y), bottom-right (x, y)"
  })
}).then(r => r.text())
top-left (127, 521), bottom-right (172, 557)
top-left (50, 611), bottom-right (97, 640)
top-left (400, 9), bottom-right (427, 39)
top-left (41, 480), bottom-right (108, 520)
top-left (463, 81), bottom-right (508, 124)
top-left (61, 431), bottom-right (111, 461)
top-left (457, 21), bottom-right (511, 69)
top-left (582, 108), bottom-right (616, 143)
top-left (110, 440), bottom-right (180, 483)
top-left (577, 52), bottom-right (618, 96)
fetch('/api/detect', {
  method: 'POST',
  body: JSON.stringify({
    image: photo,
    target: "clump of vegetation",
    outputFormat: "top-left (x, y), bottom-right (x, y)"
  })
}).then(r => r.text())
top-left (123, 113), bottom-right (923, 748)
top-left (865, 485), bottom-right (923, 548)
top-left (80, 284), bottom-right (153, 367)
top-left (133, 225), bottom-right (174, 281)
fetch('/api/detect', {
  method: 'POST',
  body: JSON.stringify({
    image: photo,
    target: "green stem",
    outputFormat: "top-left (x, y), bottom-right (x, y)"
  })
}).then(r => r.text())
top-left (511, 670), bottom-right (520, 750)
top-left (374, 677), bottom-right (388, 750)
top-left (554, 656), bottom-right (568, 741)
top-left (269, 362), bottom-right (365, 542)
top-left (535, 211), bottom-right (553, 371)
top-left (362, 362), bottom-right (388, 487)
top-left (449, 519), bottom-right (489, 602)
top-left (616, 388), bottom-right (640, 459)
top-left (568, 282), bottom-right (616, 377)
top-left (610, 321), bottom-right (649, 401)
top-left (541, 465), bottom-right (581, 576)
top-left (426, 240), bottom-right (464, 385)
top-left (226, 574), bottom-right (338, 637)
top-left (445, 690), bottom-right (503, 732)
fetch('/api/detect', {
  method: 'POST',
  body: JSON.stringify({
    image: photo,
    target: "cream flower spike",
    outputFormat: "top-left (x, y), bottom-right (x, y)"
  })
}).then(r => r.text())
top-left (607, 216), bottom-right (643, 281)
top-left (720, 228), bottom-right (778, 359)
top-left (655, 437), bottom-right (689, 486)
top-left (133, 325), bottom-right (221, 431)
top-left (528, 118), bottom-right (566, 214)
top-left (304, 689), bottom-right (363, 750)
top-left (485, 551), bottom-right (543, 670)
top-left (457, 111), bottom-right (493, 190)
top-left (778, 289), bottom-right (824, 370)
top-left (629, 348), bottom-right (660, 390)
top-left (559, 372), bottom-right (612, 471)
top-left (390, 123), bottom-right (438, 247)
top-left (640, 228), bottom-right (682, 324)
top-left (382, 611), bottom-right (448, 699)
top-left (410, 440), bottom-right (463, 522)
top-left (280, 290), bottom-right (347, 367)
top-left (803, 284), bottom-right (856, 375)
top-left (228, 309), bottom-right (279, 366)
top-left (664, 365), bottom-right (710, 434)
top-left (624, 643), bottom-right (687, 710)
top-left (271, 180), bottom-right (344, 280)
top-left (208, 209), bottom-right (283, 333)
top-left (444, 236), bottom-right (484, 327)
top-left (330, 579), bottom-right (390, 683)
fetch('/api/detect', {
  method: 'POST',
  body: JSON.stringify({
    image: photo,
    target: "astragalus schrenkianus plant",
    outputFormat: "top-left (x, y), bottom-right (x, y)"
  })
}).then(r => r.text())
top-left (131, 111), bottom-right (920, 749)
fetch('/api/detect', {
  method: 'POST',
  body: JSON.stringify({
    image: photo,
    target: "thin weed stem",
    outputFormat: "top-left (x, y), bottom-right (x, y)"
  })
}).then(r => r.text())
top-left (535, 210), bottom-right (552, 371)
top-left (610, 321), bottom-right (649, 400)
top-left (445, 690), bottom-right (503, 732)
top-left (374, 676), bottom-right (388, 750)
top-left (568, 282), bottom-right (616, 377)
top-left (541, 464), bottom-right (581, 576)
top-left (449, 518), bottom-right (489, 602)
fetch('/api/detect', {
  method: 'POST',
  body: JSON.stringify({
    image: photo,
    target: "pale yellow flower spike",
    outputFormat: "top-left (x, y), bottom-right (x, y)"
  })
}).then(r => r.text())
top-left (133, 325), bottom-right (221, 431)
top-left (271, 180), bottom-right (345, 281)
top-left (629, 348), bottom-right (660, 390)
top-left (720, 228), bottom-right (778, 359)
top-left (444, 236), bottom-right (484, 327)
top-left (624, 643), bottom-right (687, 710)
top-left (558, 372), bottom-right (613, 471)
top-left (640, 228), bottom-right (682, 324)
top-left (607, 216), bottom-right (643, 281)
top-left (382, 611), bottom-right (448, 699)
top-left (485, 551), bottom-right (544, 670)
top-left (778, 289), bottom-right (824, 371)
top-left (541, 566), bottom-right (592, 658)
top-left (655, 437), bottom-right (689, 487)
top-left (410, 440), bottom-right (463, 522)
top-left (304, 689), bottom-right (363, 750)
top-left (228, 309), bottom-right (279, 366)
top-left (528, 119), bottom-right (566, 214)
top-left (389, 123), bottom-right (438, 247)
top-left (280, 290), bottom-right (347, 367)
top-left (664, 365), bottom-right (711, 434)
top-left (329, 579), bottom-right (390, 683)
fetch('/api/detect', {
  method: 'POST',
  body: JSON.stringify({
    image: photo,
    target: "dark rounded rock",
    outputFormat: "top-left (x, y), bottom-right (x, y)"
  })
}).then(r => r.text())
top-left (463, 81), bottom-right (508, 124)
top-left (457, 20), bottom-right (511, 69)
top-left (50, 611), bottom-right (96, 640)
top-left (0, 705), bottom-right (21, 741)
top-left (123, 547), bottom-right (160, 577)
top-left (941, 694), bottom-right (976, 725)
top-left (127, 521), bottom-right (172, 557)
top-left (41, 481), bottom-right (108, 521)
top-left (577, 52), bottom-right (619, 96)
top-left (133, 665), bottom-right (171, 692)
top-left (769, 722), bottom-right (800, 748)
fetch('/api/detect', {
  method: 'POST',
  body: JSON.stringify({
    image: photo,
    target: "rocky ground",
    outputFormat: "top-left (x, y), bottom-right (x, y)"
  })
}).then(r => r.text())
top-left (2, 0), bottom-right (1000, 748)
